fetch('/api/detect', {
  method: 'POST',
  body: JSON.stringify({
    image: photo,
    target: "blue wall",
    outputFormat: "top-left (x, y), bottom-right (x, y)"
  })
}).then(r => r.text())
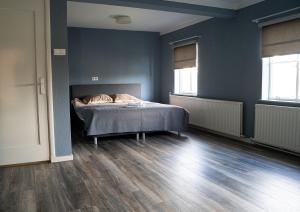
top-left (160, 0), bottom-right (300, 138)
top-left (68, 27), bottom-right (160, 101)
top-left (50, 0), bottom-right (72, 156)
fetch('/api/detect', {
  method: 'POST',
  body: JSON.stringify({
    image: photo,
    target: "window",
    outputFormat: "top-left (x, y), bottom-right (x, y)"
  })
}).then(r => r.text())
top-left (261, 19), bottom-right (300, 102)
top-left (173, 43), bottom-right (198, 96)
top-left (262, 54), bottom-right (300, 102)
top-left (174, 67), bottom-right (198, 95)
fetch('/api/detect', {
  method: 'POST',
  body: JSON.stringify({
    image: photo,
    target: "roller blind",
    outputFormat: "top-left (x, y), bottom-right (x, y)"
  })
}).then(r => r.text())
top-left (262, 18), bottom-right (300, 57)
top-left (174, 43), bottom-right (196, 69)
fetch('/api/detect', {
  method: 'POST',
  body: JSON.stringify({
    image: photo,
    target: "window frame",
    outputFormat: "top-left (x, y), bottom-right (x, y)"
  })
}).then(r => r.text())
top-left (173, 42), bottom-right (199, 96)
top-left (174, 67), bottom-right (198, 96)
top-left (261, 54), bottom-right (300, 103)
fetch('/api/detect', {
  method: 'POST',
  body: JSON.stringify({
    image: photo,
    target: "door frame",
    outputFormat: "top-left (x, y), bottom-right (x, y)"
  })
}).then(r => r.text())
top-left (45, 0), bottom-right (56, 162)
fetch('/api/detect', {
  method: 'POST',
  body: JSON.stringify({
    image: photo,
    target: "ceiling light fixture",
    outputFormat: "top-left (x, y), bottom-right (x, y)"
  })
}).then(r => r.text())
top-left (110, 15), bottom-right (132, 24)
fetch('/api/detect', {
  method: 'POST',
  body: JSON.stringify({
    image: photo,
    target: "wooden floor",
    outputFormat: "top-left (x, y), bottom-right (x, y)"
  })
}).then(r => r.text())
top-left (1, 130), bottom-right (300, 212)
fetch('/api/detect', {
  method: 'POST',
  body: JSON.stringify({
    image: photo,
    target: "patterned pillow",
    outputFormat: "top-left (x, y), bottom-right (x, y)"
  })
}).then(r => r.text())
top-left (110, 94), bottom-right (141, 103)
top-left (82, 94), bottom-right (113, 104)
top-left (73, 98), bottom-right (86, 107)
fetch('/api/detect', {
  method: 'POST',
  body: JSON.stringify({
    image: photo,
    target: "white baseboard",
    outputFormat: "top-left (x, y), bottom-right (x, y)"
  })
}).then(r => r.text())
top-left (51, 154), bottom-right (73, 163)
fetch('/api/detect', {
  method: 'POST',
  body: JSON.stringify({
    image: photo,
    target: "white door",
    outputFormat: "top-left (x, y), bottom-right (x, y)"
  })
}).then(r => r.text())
top-left (0, 0), bottom-right (50, 165)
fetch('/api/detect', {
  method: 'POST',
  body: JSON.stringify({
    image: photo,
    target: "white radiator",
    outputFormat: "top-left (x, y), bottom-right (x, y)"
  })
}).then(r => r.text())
top-left (170, 95), bottom-right (243, 137)
top-left (254, 104), bottom-right (300, 153)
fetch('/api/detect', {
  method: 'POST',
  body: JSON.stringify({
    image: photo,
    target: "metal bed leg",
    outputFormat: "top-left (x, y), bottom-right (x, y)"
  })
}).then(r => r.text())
top-left (136, 133), bottom-right (140, 144)
top-left (177, 131), bottom-right (181, 137)
top-left (142, 133), bottom-right (146, 143)
top-left (94, 137), bottom-right (98, 145)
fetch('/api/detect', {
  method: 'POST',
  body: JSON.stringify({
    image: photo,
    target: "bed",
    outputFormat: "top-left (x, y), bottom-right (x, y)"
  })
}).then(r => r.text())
top-left (70, 84), bottom-right (189, 144)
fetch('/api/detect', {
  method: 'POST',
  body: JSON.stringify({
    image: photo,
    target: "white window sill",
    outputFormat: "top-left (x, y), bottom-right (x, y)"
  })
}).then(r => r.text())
top-left (259, 99), bottom-right (300, 105)
top-left (174, 93), bottom-right (197, 97)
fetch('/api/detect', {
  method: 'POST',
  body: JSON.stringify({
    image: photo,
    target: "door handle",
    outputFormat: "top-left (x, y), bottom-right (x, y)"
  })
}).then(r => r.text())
top-left (39, 77), bottom-right (46, 95)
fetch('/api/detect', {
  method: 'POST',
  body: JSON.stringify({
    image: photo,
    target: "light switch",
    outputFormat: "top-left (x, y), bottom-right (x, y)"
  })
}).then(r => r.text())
top-left (53, 49), bottom-right (66, 56)
top-left (92, 76), bottom-right (99, 81)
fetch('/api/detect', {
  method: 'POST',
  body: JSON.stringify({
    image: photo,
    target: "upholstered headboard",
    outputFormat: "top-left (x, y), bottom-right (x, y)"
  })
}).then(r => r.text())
top-left (70, 83), bottom-right (141, 99)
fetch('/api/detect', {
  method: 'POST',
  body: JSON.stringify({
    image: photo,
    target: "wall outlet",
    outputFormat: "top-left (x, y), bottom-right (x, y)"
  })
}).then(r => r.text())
top-left (92, 76), bottom-right (99, 81)
top-left (53, 48), bottom-right (66, 56)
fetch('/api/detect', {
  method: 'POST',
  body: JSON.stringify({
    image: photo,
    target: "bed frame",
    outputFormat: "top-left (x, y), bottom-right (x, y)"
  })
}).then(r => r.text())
top-left (70, 83), bottom-right (145, 145)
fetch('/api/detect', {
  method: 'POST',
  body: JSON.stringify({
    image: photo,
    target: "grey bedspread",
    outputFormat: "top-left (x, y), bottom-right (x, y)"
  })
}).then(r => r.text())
top-left (73, 102), bottom-right (189, 136)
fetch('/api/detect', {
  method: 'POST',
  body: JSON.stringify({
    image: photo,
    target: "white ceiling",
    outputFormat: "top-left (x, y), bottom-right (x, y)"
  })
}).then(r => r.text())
top-left (166, 0), bottom-right (264, 10)
top-left (67, 2), bottom-right (211, 35)
top-left (67, 0), bottom-right (264, 35)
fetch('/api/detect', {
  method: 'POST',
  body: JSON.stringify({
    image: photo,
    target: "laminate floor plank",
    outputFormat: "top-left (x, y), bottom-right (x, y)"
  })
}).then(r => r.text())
top-left (1, 130), bottom-right (300, 212)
